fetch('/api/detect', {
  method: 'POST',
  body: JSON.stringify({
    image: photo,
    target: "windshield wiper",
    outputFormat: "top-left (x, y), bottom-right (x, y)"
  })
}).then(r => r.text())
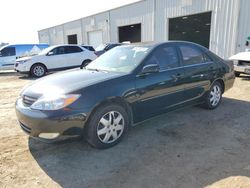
top-left (86, 68), bottom-right (100, 72)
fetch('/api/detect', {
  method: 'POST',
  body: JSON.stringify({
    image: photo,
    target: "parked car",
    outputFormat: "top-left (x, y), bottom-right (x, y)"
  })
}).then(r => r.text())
top-left (15, 45), bottom-right (97, 77)
top-left (95, 43), bottom-right (123, 56)
top-left (81, 45), bottom-right (95, 52)
top-left (0, 44), bottom-right (49, 71)
top-left (15, 41), bottom-right (235, 149)
top-left (229, 51), bottom-right (250, 77)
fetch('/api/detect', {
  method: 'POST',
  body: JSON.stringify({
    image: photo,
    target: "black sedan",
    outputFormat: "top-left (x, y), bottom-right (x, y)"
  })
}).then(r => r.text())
top-left (15, 41), bottom-right (235, 149)
top-left (94, 43), bottom-right (122, 56)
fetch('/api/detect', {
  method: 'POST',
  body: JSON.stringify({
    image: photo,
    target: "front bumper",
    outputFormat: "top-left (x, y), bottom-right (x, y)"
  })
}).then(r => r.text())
top-left (15, 98), bottom-right (87, 139)
top-left (234, 65), bottom-right (250, 74)
top-left (14, 63), bottom-right (30, 73)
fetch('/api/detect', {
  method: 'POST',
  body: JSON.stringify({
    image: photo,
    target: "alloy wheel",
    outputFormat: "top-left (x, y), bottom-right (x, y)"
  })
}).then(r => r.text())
top-left (33, 65), bottom-right (45, 77)
top-left (97, 111), bottom-right (125, 144)
top-left (210, 85), bottom-right (221, 107)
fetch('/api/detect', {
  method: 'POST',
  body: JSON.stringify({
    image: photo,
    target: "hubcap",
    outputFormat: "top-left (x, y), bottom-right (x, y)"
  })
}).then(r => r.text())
top-left (33, 66), bottom-right (45, 76)
top-left (97, 111), bottom-right (125, 144)
top-left (210, 85), bottom-right (221, 107)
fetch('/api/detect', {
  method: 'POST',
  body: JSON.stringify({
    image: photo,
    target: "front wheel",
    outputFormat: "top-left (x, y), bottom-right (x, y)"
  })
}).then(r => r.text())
top-left (30, 64), bottom-right (46, 77)
top-left (85, 104), bottom-right (129, 149)
top-left (203, 81), bottom-right (222, 109)
top-left (80, 60), bottom-right (91, 69)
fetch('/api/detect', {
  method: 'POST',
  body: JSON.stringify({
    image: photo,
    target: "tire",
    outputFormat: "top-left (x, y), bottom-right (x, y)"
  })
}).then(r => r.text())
top-left (85, 104), bottom-right (129, 149)
top-left (80, 60), bottom-right (91, 69)
top-left (203, 81), bottom-right (223, 110)
top-left (30, 64), bottom-right (46, 77)
top-left (235, 72), bottom-right (240, 77)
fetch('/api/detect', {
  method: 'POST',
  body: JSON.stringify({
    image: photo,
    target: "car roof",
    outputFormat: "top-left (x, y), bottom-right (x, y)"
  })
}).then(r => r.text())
top-left (118, 41), bottom-right (209, 51)
top-left (50, 44), bottom-right (82, 48)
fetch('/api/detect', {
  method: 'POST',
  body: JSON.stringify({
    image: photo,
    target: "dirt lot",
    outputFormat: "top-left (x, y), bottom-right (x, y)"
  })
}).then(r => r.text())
top-left (0, 71), bottom-right (250, 188)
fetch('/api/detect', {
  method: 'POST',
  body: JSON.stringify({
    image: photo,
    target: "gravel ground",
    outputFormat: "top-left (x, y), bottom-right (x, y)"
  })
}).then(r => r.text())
top-left (0, 71), bottom-right (249, 188)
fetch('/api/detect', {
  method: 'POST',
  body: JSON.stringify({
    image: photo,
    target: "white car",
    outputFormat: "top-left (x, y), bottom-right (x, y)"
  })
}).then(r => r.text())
top-left (229, 51), bottom-right (250, 77)
top-left (15, 45), bottom-right (97, 77)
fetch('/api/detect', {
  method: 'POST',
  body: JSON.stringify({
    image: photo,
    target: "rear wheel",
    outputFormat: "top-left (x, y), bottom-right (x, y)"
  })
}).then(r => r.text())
top-left (85, 104), bottom-right (129, 149)
top-left (80, 60), bottom-right (91, 69)
top-left (30, 64), bottom-right (46, 77)
top-left (203, 81), bottom-right (222, 109)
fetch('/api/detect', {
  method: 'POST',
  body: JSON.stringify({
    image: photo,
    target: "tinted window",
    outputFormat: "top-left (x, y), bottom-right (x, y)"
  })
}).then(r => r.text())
top-left (51, 47), bottom-right (66, 55)
top-left (106, 44), bottom-right (120, 51)
top-left (203, 53), bottom-right (213, 62)
top-left (206, 51), bottom-right (223, 63)
top-left (146, 45), bottom-right (179, 70)
top-left (65, 46), bottom-right (83, 53)
top-left (82, 46), bottom-right (95, 51)
top-left (180, 45), bottom-right (203, 65)
top-left (0, 47), bottom-right (16, 57)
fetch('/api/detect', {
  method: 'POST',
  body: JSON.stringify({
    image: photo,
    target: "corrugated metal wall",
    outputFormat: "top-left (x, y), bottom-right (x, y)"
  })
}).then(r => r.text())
top-left (38, 0), bottom-right (245, 58)
top-left (236, 0), bottom-right (250, 53)
top-left (81, 12), bottom-right (110, 44)
top-left (109, 0), bottom-right (154, 42)
top-left (155, 0), bottom-right (240, 58)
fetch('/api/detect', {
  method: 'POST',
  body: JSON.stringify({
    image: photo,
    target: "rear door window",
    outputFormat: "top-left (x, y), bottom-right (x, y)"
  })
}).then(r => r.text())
top-left (0, 47), bottom-right (16, 57)
top-left (65, 46), bottom-right (83, 54)
top-left (179, 45), bottom-right (204, 65)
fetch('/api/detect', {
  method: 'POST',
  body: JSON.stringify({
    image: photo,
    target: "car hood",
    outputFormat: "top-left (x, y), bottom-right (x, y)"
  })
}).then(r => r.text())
top-left (16, 56), bottom-right (32, 62)
top-left (229, 52), bottom-right (250, 61)
top-left (21, 69), bottom-right (123, 98)
top-left (17, 54), bottom-right (43, 62)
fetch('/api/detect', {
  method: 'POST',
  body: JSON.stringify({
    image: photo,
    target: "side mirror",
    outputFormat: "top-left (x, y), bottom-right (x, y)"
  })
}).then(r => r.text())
top-left (47, 51), bottom-right (54, 56)
top-left (141, 64), bottom-right (160, 75)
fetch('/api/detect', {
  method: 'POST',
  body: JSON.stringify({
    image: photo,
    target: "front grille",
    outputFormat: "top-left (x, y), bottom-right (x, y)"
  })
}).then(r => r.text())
top-left (239, 60), bottom-right (250, 66)
top-left (22, 95), bottom-right (37, 107)
top-left (19, 122), bottom-right (31, 134)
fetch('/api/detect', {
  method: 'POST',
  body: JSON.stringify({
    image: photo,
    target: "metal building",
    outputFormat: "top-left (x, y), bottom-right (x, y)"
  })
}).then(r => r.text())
top-left (38, 0), bottom-right (250, 58)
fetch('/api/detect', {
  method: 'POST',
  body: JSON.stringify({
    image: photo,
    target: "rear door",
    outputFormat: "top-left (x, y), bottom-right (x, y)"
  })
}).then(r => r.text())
top-left (134, 44), bottom-right (186, 121)
top-left (177, 43), bottom-right (217, 101)
top-left (64, 46), bottom-right (84, 67)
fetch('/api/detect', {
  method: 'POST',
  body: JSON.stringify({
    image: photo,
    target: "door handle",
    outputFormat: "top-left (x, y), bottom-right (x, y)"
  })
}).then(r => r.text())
top-left (171, 73), bottom-right (183, 82)
top-left (191, 74), bottom-right (204, 78)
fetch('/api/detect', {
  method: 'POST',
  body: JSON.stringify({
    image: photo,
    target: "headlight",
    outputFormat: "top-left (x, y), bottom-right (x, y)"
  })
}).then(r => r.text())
top-left (233, 60), bottom-right (238, 65)
top-left (30, 94), bottom-right (80, 110)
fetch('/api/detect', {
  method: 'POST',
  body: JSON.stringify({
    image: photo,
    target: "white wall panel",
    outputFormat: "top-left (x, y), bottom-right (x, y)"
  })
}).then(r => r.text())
top-left (63, 20), bottom-right (82, 44)
top-left (38, 29), bottom-right (50, 44)
top-left (236, 0), bottom-right (250, 53)
top-left (109, 0), bottom-right (154, 43)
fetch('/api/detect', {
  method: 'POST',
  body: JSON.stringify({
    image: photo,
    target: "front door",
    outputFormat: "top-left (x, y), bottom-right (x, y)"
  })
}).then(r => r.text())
top-left (134, 44), bottom-right (185, 122)
top-left (46, 46), bottom-right (68, 70)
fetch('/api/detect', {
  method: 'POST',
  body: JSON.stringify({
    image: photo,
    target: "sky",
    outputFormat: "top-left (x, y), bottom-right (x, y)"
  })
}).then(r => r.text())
top-left (0, 0), bottom-right (140, 44)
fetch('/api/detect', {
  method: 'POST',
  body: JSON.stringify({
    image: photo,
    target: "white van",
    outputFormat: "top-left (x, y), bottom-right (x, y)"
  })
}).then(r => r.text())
top-left (0, 44), bottom-right (49, 70)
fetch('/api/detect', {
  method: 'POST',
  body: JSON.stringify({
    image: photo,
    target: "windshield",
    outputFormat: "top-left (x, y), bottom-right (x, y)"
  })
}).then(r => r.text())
top-left (86, 45), bottom-right (152, 73)
top-left (38, 46), bottom-right (55, 55)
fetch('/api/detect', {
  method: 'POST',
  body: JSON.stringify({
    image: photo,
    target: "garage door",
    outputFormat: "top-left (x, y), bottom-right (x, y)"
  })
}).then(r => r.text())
top-left (118, 23), bottom-right (141, 43)
top-left (88, 30), bottom-right (103, 49)
top-left (169, 12), bottom-right (212, 48)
